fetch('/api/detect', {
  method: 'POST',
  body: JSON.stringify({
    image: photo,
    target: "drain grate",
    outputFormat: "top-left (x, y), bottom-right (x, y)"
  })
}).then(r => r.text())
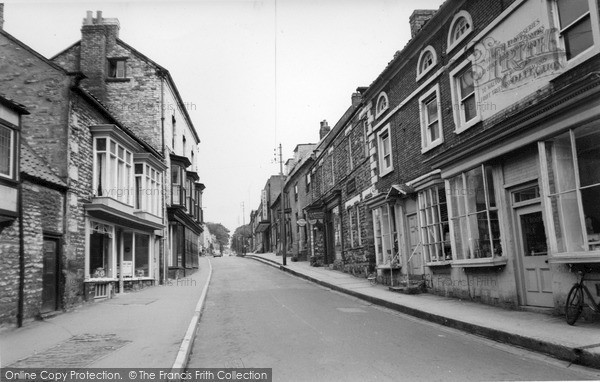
top-left (9, 334), bottom-right (130, 368)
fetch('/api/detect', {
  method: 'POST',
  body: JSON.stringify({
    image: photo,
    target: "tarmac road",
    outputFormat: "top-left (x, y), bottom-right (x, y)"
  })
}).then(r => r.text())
top-left (188, 256), bottom-right (597, 382)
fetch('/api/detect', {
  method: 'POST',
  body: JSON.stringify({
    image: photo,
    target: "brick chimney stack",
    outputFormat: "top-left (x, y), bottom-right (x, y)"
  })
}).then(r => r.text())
top-left (79, 10), bottom-right (120, 102)
top-left (409, 9), bottom-right (437, 38)
top-left (319, 120), bottom-right (330, 140)
top-left (0, 4), bottom-right (5, 30)
top-left (351, 92), bottom-right (362, 107)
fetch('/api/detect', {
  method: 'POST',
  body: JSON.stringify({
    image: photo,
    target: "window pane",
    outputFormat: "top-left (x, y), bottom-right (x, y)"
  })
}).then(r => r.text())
top-left (557, 0), bottom-right (589, 28)
top-left (463, 94), bottom-right (477, 122)
top-left (429, 121), bottom-right (439, 142)
top-left (452, 216), bottom-right (467, 260)
top-left (465, 166), bottom-right (486, 212)
top-left (474, 211), bottom-right (492, 258)
top-left (575, 125), bottom-right (600, 188)
top-left (96, 138), bottom-right (106, 151)
top-left (547, 132), bottom-right (576, 194)
top-left (551, 191), bottom-right (584, 252)
top-left (135, 177), bottom-right (142, 209)
top-left (0, 126), bottom-right (12, 176)
top-left (485, 165), bottom-right (496, 208)
top-left (426, 98), bottom-right (438, 123)
top-left (564, 16), bottom-right (593, 60)
top-left (582, 186), bottom-right (600, 249)
top-left (458, 66), bottom-right (474, 97)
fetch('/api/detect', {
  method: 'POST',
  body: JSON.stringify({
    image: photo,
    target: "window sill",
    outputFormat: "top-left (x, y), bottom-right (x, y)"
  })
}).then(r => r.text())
top-left (426, 260), bottom-right (452, 267)
top-left (454, 115), bottom-right (481, 134)
top-left (421, 139), bottom-right (443, 154)
top-left (85, 278), bottom-right (117, 283)
top-left (548, 253), bottom-right (600, 264)
top-left (451, 257), bottom-right (507, 268)
top-left (106, 77), bottom-right (131, 83)
top-left (379, 167), bottom-right (394, 178)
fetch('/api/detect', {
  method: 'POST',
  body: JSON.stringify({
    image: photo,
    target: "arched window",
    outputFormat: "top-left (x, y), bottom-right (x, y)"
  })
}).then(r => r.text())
top-left (416, 46), bottom-right (437, 80)
top-left (375, 92), bottom-right (389, 118)
top-left (447, 11), bottom-right (473, 53)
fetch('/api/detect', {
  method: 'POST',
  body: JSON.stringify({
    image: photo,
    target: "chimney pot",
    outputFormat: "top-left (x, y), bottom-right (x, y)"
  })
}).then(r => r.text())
top-left (96, 10), bottom-right (102, 23)
top-left (319, 120), bottom-right (330, 140)
top-left (409, 9), bottom-right (437, 38)
top-left (351, 92), bottom-right (362, 107)
top-left (84, 10), bottom-right (93, 25)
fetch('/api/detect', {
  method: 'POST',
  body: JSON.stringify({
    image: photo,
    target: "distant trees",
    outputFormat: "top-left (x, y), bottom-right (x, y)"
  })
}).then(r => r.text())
top-left (205, 222), bottom-right (230, 249)
top-left (231, 224), bottom-right (252, 254)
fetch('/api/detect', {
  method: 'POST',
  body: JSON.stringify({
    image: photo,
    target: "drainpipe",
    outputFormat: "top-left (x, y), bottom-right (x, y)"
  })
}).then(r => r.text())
top-left (159, 71), bottom-right (168, 285)
top-left (17, 181), bottom-right (24, 327)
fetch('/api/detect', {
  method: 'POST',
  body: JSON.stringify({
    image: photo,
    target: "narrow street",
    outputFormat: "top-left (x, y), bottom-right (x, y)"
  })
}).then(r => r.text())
top-left (189, 256), bottom-right (595, 382)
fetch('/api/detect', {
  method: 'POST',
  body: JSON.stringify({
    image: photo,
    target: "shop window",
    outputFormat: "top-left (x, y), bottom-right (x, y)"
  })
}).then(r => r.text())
top-left (419, 85), bottom-right (443, 152)
top-left (542, 126), bottom-right (600, 254)
top-left (377, 125), bottom-right (393, 176)
top-left (447, 11), bottom-right (473, 53)
top-left (555, 0), bottom-right (594, 60)
top-left (448, 165), bottom-right (502, 260)
top-left (419, 186), bottom-right (451, 263)
top-left (89, 222), bottom-right (113, 278)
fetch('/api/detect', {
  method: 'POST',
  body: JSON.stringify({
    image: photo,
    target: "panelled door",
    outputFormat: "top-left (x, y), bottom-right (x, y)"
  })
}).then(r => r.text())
top-left (515, 203), bottom-right (553, 307)
top-left (42, 238), bottom-right (59, 313)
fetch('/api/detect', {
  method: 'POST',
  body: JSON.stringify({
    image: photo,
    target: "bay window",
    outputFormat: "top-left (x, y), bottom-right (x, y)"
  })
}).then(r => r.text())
top-left (448, 165), bottom-right (502, 260)
top-left (372, 205), bottom-right (394, 266)
top-left (419, 186), bottom-right (451, 263)
top-left (0, 124), bottom-right (15, 179)
top-left (541, 125), bottom-right (600, 255)
top-left (171, 164), bottom-right (182, 205)
top-left (134, 162), bottom-right (162, 217)
top-left (94, 137), bottom-right (133, 206)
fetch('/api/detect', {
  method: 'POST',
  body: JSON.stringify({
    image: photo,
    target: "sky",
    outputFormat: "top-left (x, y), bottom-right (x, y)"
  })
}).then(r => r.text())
top-left (4, 0), bottom-right (445, 232)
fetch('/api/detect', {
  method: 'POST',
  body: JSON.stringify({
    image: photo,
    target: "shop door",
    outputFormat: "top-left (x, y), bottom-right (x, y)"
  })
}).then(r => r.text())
top-left (407, 214), bottom-right (423, 275)
top-left (41, 238), bottom-right (59, 313)
top-left (515, 204), bottom-right (553, 307)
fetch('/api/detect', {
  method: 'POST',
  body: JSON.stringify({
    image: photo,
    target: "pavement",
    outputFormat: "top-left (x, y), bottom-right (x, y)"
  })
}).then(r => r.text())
top-left (245, 252), bottom-right (600, 370)
top-left (0, 256), bottom-right (212, 371)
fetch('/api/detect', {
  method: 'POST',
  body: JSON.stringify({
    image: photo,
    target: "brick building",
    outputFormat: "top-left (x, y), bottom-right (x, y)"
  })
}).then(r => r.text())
top-left (260, 0), bottom-right (600, 314)
top-left (358, 0), bottom-right (600, 312)
top-left (51, 11), bottom-right (204, 280)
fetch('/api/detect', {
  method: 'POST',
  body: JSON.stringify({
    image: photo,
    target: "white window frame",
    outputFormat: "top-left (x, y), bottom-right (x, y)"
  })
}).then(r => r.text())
top-left (348, 204), bottom-right (362, 248)
top-left (372, 204), bottom-right (394, 267)
top-left (550, 0), bottom-right (600, 69)
top-left (375, 92), bottom-right (389, 119)
top-left (377, 124), bottom-right (393, 177)
top-left (418, 185), bottom-right (451, 264)
top-left (0, 124), bottom-right (15, 180)
top-left (416, 46), bottom-right (437, 81)
top-left (93, 137), bottom-right (134, 206)
top-left (447, 11), bottom-right (473, 54)
top-left (134, 163), bottom-right (163, 217)
top-left (450, 59), bottom-right (482, 133)
top-left (347, 137), bottom-right (354, 172)
top-left (419, 84), bottom-right (444, 152)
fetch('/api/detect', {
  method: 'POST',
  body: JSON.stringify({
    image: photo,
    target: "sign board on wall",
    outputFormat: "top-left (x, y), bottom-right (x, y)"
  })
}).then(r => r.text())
top-left (261, 190), bottom-right (268, 220)
top-left (121, 261), bottom-right (133, 277)
top-left (471, 0), bottom-right (565, 121)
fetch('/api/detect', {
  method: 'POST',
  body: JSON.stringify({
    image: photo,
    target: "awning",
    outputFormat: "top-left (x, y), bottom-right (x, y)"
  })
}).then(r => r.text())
top-left (255, 221), bottom-right (270, 233)
top-left (386, 184), bottom-right (415, 199)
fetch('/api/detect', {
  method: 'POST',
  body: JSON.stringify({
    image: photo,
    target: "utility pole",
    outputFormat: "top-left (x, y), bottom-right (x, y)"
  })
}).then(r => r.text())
top-left (241, 202), bottom-right (246, 255)
top-left (278, 143), bottom-right (287, 266)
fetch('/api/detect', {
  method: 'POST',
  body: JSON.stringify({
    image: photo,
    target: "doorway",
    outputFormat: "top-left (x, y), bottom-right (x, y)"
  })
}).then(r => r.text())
top-left (41, 237), bottom-right (60, 313)
top-left (514, 200), bottom-right (553, 307)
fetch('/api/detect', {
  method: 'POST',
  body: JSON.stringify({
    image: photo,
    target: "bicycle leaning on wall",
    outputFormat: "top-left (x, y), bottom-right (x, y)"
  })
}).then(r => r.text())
top-left (565, 267), bottom-right (600, 325)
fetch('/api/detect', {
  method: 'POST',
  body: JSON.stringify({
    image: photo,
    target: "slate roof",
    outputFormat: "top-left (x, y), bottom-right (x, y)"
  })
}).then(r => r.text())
top-left (20, 141), bottom-right (67, 189)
